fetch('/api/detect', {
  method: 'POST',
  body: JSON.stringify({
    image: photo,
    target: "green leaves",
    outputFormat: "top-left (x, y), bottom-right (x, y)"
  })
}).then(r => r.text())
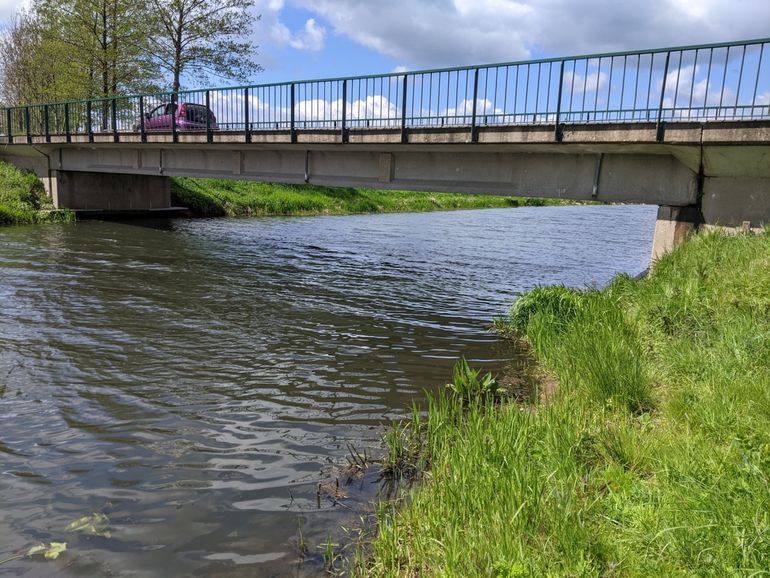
top-left (445, 357), bottom-right (502, 401)
top-left (26, 542), bottom-right (67, 560)
top-left (65, 512), bottom-right (111, 538)
top-left (0, 510), bottom-right (112, 567)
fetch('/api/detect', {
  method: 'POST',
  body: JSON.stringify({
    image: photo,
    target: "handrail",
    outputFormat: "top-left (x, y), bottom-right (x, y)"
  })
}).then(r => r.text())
top-left (1, 37), bottom-right (769, 144)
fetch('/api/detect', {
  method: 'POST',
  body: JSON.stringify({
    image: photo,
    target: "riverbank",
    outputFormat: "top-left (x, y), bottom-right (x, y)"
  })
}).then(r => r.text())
top-left (359, 230), bottom-right (770, 576)
top-left (0, 161), bottom-right (571, 226)
top-left (171, 177), bottom-right (566, 217)
top-left (0, 162), bottom-right (73, 225)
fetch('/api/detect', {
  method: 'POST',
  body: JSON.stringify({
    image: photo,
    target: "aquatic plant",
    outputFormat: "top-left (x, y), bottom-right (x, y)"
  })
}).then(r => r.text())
top-left (445, 357), bottom-right (501, 401)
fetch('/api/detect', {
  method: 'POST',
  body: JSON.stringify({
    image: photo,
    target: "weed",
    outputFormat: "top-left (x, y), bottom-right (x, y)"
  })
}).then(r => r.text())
top-left (445, 357), bottom-right (502, 401)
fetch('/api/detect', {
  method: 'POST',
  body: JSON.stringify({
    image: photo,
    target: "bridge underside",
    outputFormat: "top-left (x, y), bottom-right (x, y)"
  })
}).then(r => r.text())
top-left (2, 122), bottom-right (769, 258)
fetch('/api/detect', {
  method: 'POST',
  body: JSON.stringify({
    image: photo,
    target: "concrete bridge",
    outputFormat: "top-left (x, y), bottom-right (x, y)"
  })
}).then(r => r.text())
top-left (2, 38), bottom-right (769, 257)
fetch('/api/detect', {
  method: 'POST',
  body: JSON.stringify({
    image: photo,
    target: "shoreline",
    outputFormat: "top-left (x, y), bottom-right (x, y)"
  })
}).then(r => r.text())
top-left (353, 229), bottom-right (770, 576)
top-left (169, 176), bottom-right (574, 219)
top-left (0, 159), bottom-right (582, 226)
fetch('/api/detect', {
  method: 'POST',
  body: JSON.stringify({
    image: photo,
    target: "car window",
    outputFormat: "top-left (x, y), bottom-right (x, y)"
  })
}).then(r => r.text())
top-left (185, 104), bottom-right (210, 123)
top-left (165, 103), bottom-right (175, 115)
top-left (149, 105), bottom-right (165, 118)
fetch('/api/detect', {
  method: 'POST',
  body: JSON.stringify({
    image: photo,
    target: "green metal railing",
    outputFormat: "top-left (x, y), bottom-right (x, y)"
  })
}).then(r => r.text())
top-left (1, 37), bottom-right (768, 145)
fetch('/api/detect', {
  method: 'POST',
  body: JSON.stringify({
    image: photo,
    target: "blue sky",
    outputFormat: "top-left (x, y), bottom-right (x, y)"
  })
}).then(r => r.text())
top-left (248, 0), bottom-right (770, 86)
top-left (1, 0), bottom-right (769, 87)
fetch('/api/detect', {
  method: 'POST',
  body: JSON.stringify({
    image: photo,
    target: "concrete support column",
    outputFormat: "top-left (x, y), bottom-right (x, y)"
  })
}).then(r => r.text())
top-left (53, 170), bottom-right (171, 211)
top-left (651, 205), bottom-right (702, 262)
top-left (701, 177), bottom-right (770, 228)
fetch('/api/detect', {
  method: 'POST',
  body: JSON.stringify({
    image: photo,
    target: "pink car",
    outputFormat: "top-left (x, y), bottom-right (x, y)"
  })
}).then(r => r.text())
top-left (138, 102), bottom-right (218, 131)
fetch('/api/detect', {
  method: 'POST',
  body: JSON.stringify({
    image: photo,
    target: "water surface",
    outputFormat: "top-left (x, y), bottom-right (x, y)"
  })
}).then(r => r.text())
top-left (0, 205), bottom-right (656, 576)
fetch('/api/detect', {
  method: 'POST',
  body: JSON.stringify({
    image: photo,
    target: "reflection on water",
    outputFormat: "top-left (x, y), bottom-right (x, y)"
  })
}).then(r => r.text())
top-left (0, 205), bottom-right (655, 576)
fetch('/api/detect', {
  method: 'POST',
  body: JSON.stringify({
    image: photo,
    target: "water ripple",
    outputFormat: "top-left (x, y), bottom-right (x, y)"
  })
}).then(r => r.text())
top-left (0, 205), bottom-right (655, 576)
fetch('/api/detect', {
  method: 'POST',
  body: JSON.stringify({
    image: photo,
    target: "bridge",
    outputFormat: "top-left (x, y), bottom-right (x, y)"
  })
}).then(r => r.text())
top-left (1, 38), bottom-right (769, 258)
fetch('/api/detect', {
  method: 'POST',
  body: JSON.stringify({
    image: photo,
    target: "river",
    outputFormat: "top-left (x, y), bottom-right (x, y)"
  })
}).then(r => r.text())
top-left (0, 204), bottom-right (656, 576)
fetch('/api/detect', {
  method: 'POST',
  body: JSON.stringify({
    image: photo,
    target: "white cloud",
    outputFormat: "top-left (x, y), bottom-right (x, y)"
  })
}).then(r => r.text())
top-left (252, 0), bottom-right (326, 53)
top-left (288, 18), bottom-right (326, 52)
top-left (291, 0), bottom-right (770, 68)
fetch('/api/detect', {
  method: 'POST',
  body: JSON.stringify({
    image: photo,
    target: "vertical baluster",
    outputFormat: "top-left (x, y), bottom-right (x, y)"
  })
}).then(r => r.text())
top-left (64, 103), bottom-right (71, 143)
top-left (470, 68), bottom-right (479, 141)
top-left (44, 105), bottom-right (50, 143)
top-left (554, 60), bottom-right (564, 141)
top-left (656, 51), bottom-right (671, 141)
top-left (290, 83), bottom-right (296, 143)
top-left (401, 74), bottom-right (408, 143)
top-left (341, 80), bottom-right (348, 143)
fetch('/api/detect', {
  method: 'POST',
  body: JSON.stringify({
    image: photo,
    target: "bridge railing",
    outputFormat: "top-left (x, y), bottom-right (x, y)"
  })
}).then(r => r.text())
top-left (1, 38), bottom-right (768, 144)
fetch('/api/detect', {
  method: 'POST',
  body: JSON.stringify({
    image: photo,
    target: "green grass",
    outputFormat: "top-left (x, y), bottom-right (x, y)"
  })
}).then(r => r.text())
top-left (0, 161), bottom-right (74, 225)
top-left (171, 177), bottom-right (569, 217)
top-left (358, 230), bottom-right (770, 576)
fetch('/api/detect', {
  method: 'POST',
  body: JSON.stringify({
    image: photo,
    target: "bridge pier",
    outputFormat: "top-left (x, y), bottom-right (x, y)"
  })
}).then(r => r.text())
top-left (52, 170), bottom-right (171, 212)
top-left (651, 205), bottom-right (702, 262)
top-left (702, 177), bottom-right (770, 229)
top-left (652, 175), bottom-right (770, 261)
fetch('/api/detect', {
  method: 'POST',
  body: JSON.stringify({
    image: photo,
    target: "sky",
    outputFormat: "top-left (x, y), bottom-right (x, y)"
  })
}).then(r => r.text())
top-left (0, 0), bottom-right (769, 86)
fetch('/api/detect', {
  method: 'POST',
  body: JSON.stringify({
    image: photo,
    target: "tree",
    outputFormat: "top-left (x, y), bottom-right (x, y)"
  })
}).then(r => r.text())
top-left (146, 0), bottom-right (262, 91)
top-left (33, 0), bottom-right (158, 99)
top-left (0, 10), bottom-right (69, 105)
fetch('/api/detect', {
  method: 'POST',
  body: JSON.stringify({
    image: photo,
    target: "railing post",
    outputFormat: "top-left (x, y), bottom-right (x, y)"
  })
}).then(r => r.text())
top-left (139, 96), bottom-right (146, 143)
top-left (290, 83), bottom-right (296, 143)
top-left (554, 60), bottom-right (565, 142)
top-left (341, 80), bottom-right (348, 143)
top-left (171, 92), bottom-right (178, 143)
top-left (244, 87), bottom-right (251, 143)
top-left (656, 51), bottom-right (671, 142)
top-left (86, 101), bottom-right (93, 142)
top-left (64, 103), bottom-right (71, 143)
top-left (112, 98), bottom-right (119, 142)
top-left (205, 90), bottom-right (212, 143)
top-left (470, 68), bottom-right (480, 143)
top-left (44, 105), bottom-right (50, 143)
top-left (25, 106), bottom-right (31, 143)
top-left (400, 74), bottom-right (408, 143)
top-left (5, 108), bottom-right (12, 144)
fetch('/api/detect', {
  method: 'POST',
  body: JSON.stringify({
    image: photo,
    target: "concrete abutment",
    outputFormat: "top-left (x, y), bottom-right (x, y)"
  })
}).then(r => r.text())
top-left (52, 170), bottom-right (171, 212)
top-left (651, 205), bottom-right (702, 262)
top-left (651, 175), bottom-right (770, 262)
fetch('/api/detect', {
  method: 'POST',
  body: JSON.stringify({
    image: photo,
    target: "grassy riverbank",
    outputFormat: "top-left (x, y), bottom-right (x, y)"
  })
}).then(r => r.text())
top-left (0, 162), bottom-right (73, 225)
top-left (359, 231), bottom-right (770, 576)
top-left (171, 177), bottom-right (565, 217)
top-left (1, 164), bottom-right (570, 226)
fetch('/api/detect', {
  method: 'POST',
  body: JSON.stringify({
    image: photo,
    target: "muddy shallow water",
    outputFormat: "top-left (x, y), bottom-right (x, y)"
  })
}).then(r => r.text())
top-left (0, 205), bottom-right (655, 576)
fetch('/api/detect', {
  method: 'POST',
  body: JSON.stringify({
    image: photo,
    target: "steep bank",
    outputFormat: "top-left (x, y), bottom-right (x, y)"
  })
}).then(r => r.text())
top-left (0, 161), bottom-right (73, 225)
top-left (171, 177), bottom-right (567, 217)
top-left (360, 231), bottom-right (770, 576)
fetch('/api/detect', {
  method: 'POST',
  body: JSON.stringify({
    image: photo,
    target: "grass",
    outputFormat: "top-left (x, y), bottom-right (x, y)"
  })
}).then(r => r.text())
top-left (357, 230), bottom-right (770, 576)
top-left (0, 161), bottom-right (74, 225)
top-left (1, 167), bottom-right (572, 225)
top-left (170, 177), bottom-right (569, 217)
